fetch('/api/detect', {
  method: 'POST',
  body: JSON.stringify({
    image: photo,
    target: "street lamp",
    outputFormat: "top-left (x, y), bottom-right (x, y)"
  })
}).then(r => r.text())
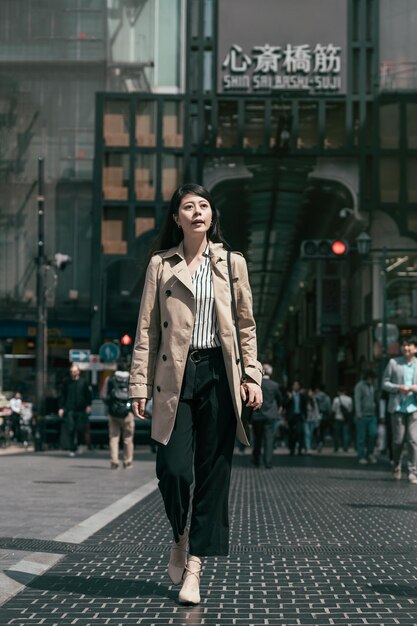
top-left (356, 232), bottom-right (372, 256)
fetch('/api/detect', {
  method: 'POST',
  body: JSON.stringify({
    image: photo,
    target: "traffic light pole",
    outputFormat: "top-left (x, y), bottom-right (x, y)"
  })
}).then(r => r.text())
top-left (36, 157), bottom-right (47, 421)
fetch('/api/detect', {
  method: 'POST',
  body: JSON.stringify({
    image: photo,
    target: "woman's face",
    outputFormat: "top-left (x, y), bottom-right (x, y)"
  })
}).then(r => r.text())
top-left (174, 193), bottom-right (213, 240)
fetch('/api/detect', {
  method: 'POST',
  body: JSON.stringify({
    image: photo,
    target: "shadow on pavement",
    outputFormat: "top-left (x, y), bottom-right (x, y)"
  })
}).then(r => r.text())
top-left (348, 502), bottom-right (417, 511)
top-left (371, 583), bottom-right (417, 597)
top-left (15, 572), bottom-right (179, 600)
top-left (232, 452), bottom-right (391, 473)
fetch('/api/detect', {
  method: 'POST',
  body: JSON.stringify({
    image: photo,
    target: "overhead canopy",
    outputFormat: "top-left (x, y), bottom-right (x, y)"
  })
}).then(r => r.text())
top-left (207, 155), bottom-right (315, 355)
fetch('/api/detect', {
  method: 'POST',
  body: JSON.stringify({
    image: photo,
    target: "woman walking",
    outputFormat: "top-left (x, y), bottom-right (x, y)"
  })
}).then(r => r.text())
top-left (129, 183), bottom-right (262, 605)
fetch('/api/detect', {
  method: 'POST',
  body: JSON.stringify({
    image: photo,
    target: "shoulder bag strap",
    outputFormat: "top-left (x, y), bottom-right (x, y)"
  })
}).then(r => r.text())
top-left (227, 251), bottom-right (247, 383)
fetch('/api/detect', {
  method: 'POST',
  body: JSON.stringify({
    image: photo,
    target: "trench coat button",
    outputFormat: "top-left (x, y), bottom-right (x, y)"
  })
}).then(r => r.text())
top-left (162, 355), bottom-right (167, 361)
top-left (163, 321), bottom-right (168, 328)
top-left (156, 385), bottom-right (161, 392)
top-left (165, 289), bottom-right (172, 296)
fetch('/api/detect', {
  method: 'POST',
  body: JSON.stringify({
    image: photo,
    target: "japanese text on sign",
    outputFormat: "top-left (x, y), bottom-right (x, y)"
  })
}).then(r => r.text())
top-left (222, 43), bottom-right (342, 92)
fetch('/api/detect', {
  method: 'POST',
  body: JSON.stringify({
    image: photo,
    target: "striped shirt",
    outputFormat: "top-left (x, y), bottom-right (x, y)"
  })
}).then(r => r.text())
top-left (190, 251), bottom-right (221, 350)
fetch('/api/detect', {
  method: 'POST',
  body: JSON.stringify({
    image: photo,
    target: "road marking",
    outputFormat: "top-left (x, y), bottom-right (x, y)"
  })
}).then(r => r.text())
top-left (0, 478), bottom-right (158, 606)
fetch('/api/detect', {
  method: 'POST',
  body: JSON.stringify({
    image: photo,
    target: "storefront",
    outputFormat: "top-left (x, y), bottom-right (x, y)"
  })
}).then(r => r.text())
top-left (1, 0), bottom-right (417, 397)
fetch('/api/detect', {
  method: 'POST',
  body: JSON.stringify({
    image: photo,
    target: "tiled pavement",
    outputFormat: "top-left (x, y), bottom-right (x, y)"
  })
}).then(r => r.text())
top-left (2, 451), bottom-right (417, 625)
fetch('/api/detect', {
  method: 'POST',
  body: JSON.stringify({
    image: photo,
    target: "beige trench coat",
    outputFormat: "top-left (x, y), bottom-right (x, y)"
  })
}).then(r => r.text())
top-left (129, 241), bottom-right (262, 446)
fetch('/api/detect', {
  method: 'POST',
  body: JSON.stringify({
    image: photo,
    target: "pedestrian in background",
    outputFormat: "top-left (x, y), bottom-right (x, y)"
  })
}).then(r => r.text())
top-left (284, 380), bottom-right (307, 455)
top-left (332, 388), bottom-right (352, 453)
top-left (314, 385), bottom-right (332, 452)
top-left (304, 389), bottom-right (320, 454)
top-left (383, 336), bottom-right (417, 483)
top-left (129, 183), bottom-right (262, 605)
top-left (8, 392), bottom-right (22, 444)
top-left (354, 369), bottom-right (378, 465)
top-left (103, 364), bottom-right (135, 469)
top-left (251, 364), bottom-right (282, 468)
top-left (58, 364), bottom-right (92, 457)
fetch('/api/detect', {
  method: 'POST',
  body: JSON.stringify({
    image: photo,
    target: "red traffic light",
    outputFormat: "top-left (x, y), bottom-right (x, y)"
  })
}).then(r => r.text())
top-left (120, 334), bottom-right (132, 346)
top-left (301, 239), bottom-right (350, 259)
top-left (331, 240), bottom-right (348, 256)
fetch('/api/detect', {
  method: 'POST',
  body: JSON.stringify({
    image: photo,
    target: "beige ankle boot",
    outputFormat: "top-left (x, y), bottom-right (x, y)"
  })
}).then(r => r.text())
top-left (168, 528), bottom-right (188, 585)
top-left (178, 555), bottom-right (202, 605)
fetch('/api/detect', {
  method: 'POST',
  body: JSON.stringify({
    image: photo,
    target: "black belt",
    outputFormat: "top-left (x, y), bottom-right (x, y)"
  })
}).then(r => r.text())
top-left (188, 347), bottom-right (222, 364)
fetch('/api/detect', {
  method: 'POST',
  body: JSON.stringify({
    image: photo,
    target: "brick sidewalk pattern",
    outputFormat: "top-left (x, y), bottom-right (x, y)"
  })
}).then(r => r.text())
top-left (1, 454), bottom-right (417, 625)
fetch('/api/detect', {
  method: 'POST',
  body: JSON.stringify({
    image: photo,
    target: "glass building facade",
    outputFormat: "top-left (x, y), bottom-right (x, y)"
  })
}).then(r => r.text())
top-left (1, 0), bottom-right (417, 398)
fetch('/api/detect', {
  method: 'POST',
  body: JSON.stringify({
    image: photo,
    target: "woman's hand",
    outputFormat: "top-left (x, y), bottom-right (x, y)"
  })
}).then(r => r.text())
top-left (240, 382), bottom-right (263, 410)
top-left (132, 398), bottom-right (147, 419)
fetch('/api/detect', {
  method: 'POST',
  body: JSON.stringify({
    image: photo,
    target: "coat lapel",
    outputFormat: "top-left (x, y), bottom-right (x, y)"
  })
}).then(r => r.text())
top-left (162, 242), bottom-right (194, 296)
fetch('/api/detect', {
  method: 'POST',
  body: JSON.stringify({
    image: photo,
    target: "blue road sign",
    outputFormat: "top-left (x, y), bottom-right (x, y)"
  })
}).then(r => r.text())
top-left (99, 342), bottom-right (120, 363)
top-left (69, 349), bottom-right (91, 363)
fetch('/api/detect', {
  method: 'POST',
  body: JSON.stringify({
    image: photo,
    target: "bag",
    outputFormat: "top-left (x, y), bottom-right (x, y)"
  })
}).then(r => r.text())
top-left (227, 251), bottom-right (253, 441)
top-left (108, 375), bottom-right (131, 418)
top-left (340, 401), bottom-right (352, 422)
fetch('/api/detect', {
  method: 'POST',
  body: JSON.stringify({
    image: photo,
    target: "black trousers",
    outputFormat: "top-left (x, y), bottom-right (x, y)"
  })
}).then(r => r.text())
top-left (63, 411), bottom-right (87, 452)
top-left (252, 418), bottom-right (275, 467)
top-left (288, 415), bottom-right (304, 454)
top-left (156, 348), bottom-right (236, 557)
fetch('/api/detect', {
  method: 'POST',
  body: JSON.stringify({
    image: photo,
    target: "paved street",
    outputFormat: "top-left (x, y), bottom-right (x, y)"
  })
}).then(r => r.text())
top-left (1, 448), bottom-right (417, 625)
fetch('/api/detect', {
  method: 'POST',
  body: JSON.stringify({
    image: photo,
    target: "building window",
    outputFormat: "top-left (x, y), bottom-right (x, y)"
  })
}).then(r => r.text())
top-left (244, 101), bottom-right (265, 149)
top-left (107, 0), bottom-right (184, 93)
top-left (103, 100), bottom-right (130, 147)
top-left (135, 154), bottom-right (156, 201)
top-left (271, 102), bottom-right (292, 149)
top-left (325, 102), bottom-right (345, 149)
top-left (217, 101), bottom-right (238, 148)
top-left (162, 154), bottom-right (183, 201)
top-left (203, 0), bottom-right (214, 38)
top-left (298, 102), bottom-right (318, 149)
top-left (204, 51), bottom-right (213, 94)
top-left (102, 153), bottom-right (129, 201)
top-left (102, 207), bottom-right (128, 255)
top-left (163, 101), bottom-right (184, 147)
top-left (380, 0), bottom-right (417, 91)
top-left (136, 100), bottom-right (156, 147)
top-left (380, 102), bottom-right (399, 148)
top-left (135, 207), bottom-right (155, 238)
top-left (380, 157), bottom-right (400, 203)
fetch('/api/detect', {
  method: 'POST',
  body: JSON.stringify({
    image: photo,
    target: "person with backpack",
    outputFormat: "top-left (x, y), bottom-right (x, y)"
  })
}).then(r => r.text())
top-left (331, 387), bottom-right (353, 453)
top-left (105, 364), bottom-right (134, 469)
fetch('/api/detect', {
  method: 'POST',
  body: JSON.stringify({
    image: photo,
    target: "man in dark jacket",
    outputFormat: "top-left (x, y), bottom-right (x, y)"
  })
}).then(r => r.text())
top-left (58, 364), bottom-right (92, 456)
top-left (252, 364), bottom-right (282, 468)
top-left (284, 380), bottom-right (307, 455)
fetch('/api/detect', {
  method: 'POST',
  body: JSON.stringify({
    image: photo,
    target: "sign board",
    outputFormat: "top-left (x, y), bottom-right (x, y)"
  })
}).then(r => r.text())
top-left (69, 349), bottom-right (91, 363)
top-left (218, 0), bottom-right (347, 94)
top-left (99, 343), bottom-right (120, 363)
top-left (77, 362), bottom-right (117, 371)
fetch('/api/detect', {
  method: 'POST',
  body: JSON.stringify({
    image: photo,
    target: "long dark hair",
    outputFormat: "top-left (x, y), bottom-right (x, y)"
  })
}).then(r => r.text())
top-left (149, 183), bottom-right (229, 255)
